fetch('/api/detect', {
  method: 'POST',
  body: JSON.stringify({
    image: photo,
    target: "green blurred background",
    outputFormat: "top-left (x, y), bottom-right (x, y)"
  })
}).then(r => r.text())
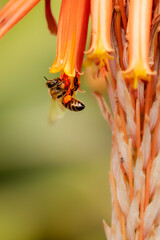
top-left (0, 1), bottom-right (111, 239)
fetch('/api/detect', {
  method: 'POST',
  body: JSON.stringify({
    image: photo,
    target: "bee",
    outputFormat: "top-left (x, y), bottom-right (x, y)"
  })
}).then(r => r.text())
top-left (44, 76), bottom-right (85, 112)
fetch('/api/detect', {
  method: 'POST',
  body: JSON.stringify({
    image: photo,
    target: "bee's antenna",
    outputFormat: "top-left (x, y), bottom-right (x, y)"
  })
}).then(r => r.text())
top-left (44, 76), bottom-right (49, 81)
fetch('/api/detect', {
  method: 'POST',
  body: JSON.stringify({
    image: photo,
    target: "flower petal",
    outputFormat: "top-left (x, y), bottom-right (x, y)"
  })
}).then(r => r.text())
top-left (45, 0), bottom-right (57, 35)
top-left (50, 0), bottom-right (90, 76)
top-left (0, 0), bottom-right (40, 39)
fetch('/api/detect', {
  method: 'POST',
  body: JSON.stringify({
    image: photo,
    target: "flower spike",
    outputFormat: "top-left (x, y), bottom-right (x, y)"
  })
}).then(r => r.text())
top-left (0, 0), bottom-right (40, 39)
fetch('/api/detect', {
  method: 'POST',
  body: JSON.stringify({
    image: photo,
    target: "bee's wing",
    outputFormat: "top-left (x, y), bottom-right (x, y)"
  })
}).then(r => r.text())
top-left (48, 99), bottom-right (66, 124)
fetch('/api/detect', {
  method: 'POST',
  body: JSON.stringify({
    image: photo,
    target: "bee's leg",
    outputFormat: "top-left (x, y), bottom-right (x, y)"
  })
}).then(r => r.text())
top-left (72, 76), bottom-right (79, 92)
top-left (70, 89), bottom-right (74, 96)
top-left (74, 75), bottom-right (79, 86)
top-left (57, 91), bottom-right (67, 99)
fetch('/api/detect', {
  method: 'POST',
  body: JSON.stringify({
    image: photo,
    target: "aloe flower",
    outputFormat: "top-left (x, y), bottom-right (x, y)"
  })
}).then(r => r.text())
top-left (1, 0), bottom-right (160, 240)
top-left (50, 0), bottom-right (90, 90)
top-left (122, 0), bottom-right (154, 88)
top-left (0, 0), bottom-right (57, 39)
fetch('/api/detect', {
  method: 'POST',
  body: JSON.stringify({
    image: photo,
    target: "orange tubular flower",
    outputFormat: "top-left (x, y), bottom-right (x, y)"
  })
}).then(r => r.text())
top-left (0, 0), bottom-right (40, 39)
top-left (122, 0), bottom-right (154, 88)
top-left (50, 0), bottom-right (90, 79)
top-left (84, 0), bottom-right (113, 93)
top-left (86, 0), bottom-right (113, 58)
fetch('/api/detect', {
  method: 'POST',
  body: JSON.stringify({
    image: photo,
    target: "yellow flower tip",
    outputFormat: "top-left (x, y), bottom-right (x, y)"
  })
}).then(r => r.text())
top-left (132, 76), bottom-right (139, 89)
top-left (49, 59), bottom-right (64, 74)
top-left (50, 66), bottom-right (75, 78)
top-left (122, 63), bottom-right (156, 89)
top-left (50, 56), bottom-right (78, 77)
top-left (85, 41), bottom-right (114, 61)
top-left (132, 75), bottom-right (149, 89)
top-left (85, 44), bottom-right (114, 59)
top-left (50, 56), bottom-right (77, 77)
top-left (63, 70), bottom-right (75, 78)
top-left (84, 51), bottom-right (114, 69)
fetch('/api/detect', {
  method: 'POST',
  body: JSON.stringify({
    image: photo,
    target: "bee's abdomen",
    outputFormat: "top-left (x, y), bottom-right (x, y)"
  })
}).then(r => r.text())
top-left (63, 98), bottom-right (85, 111)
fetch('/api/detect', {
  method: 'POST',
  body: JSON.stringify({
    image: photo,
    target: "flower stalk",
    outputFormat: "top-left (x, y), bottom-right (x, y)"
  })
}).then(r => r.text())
top-left (91, 1), bottom-right (160, 239)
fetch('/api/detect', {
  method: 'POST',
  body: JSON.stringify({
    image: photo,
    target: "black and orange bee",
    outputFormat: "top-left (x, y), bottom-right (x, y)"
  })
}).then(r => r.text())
top-left (44, 76), bottom-right (85, 112)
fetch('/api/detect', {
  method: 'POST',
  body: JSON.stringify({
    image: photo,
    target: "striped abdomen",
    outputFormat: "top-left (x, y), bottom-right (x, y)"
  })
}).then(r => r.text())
top-left (62, 97), bottom-right (85, 111)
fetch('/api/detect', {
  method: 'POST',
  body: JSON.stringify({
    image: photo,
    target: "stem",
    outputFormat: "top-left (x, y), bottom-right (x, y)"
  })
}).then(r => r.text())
top-left (119, 0), bottom-right (127, 33)
top-left (128, 139), bottom-right (133, 202)
top-left (115, 8), bottom-right (125, 70)
top-left (136, 99), bottom-right (141, 151)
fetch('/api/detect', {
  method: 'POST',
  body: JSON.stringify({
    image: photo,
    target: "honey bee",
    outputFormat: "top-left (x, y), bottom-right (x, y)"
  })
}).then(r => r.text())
top-left (44, 76), bottom-right (85, 112)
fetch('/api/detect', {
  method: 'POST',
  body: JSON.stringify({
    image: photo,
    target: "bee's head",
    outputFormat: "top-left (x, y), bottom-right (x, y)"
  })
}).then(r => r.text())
top-left (44, 77), bottom-right (61, 89)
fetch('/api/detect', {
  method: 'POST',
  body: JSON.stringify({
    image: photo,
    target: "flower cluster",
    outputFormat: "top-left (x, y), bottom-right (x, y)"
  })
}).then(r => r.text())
top-left (1, 0), bottom-right (160, 239)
